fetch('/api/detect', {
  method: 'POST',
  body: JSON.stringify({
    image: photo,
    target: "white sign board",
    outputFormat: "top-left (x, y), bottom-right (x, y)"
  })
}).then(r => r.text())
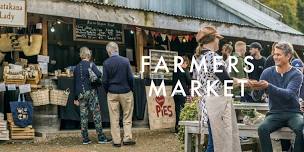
top-left (37, 55), bottom-right (50, 63)
top-left (39, 62), bottom-right (48, 74)
top-left (19, 84), bottom-right (31, 94)
top-left (0, 0), bottom-right (27, 27)
top-left (0, 83), bottom-right (6, 92)
top-left (6, 84), bottom-right (16, 91)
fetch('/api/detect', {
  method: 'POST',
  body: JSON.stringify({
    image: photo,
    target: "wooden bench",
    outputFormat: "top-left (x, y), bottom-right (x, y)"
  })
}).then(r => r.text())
top-left (179, 120), bottom-right (294, 152)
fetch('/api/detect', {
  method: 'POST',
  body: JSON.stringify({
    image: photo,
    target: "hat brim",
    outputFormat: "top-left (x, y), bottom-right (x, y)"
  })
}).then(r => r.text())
top-left (215, 34), bottom-right (224, 40)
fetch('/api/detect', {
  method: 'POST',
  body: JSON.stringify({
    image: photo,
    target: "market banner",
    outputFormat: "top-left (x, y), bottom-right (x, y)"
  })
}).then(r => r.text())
top-left (146, 86), bottom-right (176, 130)
top-left (0, 0), bottom-right (27, 27)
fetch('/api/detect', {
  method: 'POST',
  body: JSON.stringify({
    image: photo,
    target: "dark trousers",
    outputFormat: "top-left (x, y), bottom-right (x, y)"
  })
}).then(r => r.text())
top-left (174, 95), bottom-right (186, 130)
top-left (281, 139), bottom-right (292, 151)
top-left (206, 121), bottom-right (214, 152)
top-left (79, 90), bottom-right (103, 140)
top-left (258, 112), bottom-right (304, 152)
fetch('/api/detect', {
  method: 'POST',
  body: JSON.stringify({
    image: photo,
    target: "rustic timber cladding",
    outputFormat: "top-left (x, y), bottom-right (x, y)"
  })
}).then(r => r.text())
top-left (26, 0), bottom-right (304, 46)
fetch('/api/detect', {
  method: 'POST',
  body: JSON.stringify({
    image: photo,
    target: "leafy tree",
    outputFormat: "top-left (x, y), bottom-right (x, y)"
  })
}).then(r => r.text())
top-left (260, 0), bottom-right (299, 30)
top-left (297, 0), bottom-right (304, 32)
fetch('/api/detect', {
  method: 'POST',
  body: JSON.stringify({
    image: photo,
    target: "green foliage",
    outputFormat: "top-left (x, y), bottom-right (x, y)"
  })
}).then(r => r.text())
top-left (241, 109), bottom-right (257, 118)
top-left (260, 0), bottom-right (304, 33)
top-left (297, 0), bottom-right (304, 31)
top-left (177, 97), bottom-right (200, 151)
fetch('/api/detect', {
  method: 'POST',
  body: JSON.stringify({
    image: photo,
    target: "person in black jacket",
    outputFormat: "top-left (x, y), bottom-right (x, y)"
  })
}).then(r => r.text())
top-left (264, 42), bottom-right (277, 69)
top-left (172, 56), bottom-right (192, 132)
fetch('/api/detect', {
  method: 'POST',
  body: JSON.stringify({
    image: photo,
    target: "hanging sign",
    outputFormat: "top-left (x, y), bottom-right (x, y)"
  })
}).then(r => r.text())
top-left (0, 0), bottom-right (27, 27)
top-left (7, 84), bottom-right (16, 91)
top-left (0, 83), bottom-right (6, 92)
top-left (19, 84), bottom-right (31, 94)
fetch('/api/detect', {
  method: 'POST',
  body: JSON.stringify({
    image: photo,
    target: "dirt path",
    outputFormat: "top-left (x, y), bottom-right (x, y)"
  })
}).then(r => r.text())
top-left (0, 131), bottom-right (180, 152)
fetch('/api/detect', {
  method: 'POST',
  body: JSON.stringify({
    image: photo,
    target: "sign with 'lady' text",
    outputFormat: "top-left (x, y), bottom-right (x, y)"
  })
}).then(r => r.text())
top-left (0, 0), bottom-right (27, 27)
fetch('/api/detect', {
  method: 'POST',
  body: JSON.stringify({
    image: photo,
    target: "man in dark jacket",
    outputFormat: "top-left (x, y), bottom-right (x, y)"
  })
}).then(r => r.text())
top-left (102, 42), bottom-right (135, 147)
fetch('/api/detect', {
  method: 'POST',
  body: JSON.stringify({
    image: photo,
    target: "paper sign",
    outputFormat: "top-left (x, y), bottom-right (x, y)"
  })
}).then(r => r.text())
top-left (126, 49), bottom-right (134, 61)
top-left (0, 83), bottom-right (6, 92)
top-left (39, 62), bottom-right (48, 74)
top-left (38, 55), bottom-right (50, 63)
top-left (7, 84), bottom-right (16, 91)
top-left (19, 84), bottom-right (31, 94)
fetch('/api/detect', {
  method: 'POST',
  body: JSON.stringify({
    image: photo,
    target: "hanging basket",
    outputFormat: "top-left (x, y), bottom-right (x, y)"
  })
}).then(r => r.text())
top-left (0, 33), bottom-right (14, 52)
top-left (18, 34), bottom-right (42, 56)
top-left (50, 89), bottom-right (70, 106)
top-left (30, 89), bottom-right (50, 106)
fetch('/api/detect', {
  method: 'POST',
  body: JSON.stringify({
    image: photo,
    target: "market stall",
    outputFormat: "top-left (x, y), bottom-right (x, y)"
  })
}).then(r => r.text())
top-left (0, 11), bottom-right (153, 137)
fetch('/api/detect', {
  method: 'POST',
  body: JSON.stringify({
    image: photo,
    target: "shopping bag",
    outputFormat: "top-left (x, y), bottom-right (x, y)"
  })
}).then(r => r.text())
top-left (9, 94), bottom-right (33, 127)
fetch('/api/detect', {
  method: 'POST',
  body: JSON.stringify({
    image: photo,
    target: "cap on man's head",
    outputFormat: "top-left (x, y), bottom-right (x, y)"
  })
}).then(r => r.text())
top-left (248, 42), bottom-right (263, 51)
top-left (291, 59), bottom-right (304, 68)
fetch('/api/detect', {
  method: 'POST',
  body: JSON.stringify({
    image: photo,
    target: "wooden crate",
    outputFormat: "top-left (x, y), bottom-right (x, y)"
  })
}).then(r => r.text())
top-left (7, 113), bottom-right (13, 121)
top-left (6, 113), bottom-right (35, 140)
top-left (9, 129), bottom-right (35, 139)
top-left (0, 127), bottom-right (7, 131)
top-left (0, 113), bottom-right (9, 140)
top-left (4, 79), bottom-right (26, 85)
top-left (0, 133), bottom-right (9, 140)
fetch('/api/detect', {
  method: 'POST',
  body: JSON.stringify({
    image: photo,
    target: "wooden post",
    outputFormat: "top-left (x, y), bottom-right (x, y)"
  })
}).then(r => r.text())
top-left (135, 27), bottom-right (144, 73)
top-left (41, 18), bottom-right (48, 56)
top-left (41, 18), bottom-right (48, 78)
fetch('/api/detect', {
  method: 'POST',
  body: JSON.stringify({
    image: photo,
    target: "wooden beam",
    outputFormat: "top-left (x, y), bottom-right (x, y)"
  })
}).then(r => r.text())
top-left (135, 27), bottom-right (144, 73)
top-left (41, 18), bottom-right (48, 56)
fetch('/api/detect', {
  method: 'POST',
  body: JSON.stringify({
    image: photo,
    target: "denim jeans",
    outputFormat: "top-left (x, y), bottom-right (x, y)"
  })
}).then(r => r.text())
top-left (258, 112), bottom-right (304, 152)
top-left (205, 121), bottom-right (214, 152)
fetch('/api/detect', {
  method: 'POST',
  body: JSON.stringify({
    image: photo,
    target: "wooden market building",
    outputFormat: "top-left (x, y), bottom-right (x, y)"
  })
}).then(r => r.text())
top-left (1, 0), bottom-right (304, 133)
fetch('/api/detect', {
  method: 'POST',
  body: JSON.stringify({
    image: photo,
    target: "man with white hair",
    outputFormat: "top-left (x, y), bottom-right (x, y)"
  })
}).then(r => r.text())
top-left (102, 42), bottom-right (135, 147)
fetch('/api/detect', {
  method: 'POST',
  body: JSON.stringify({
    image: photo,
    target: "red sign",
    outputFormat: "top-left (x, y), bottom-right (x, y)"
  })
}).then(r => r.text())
top-left (155, 96), bottom-right (173, 117)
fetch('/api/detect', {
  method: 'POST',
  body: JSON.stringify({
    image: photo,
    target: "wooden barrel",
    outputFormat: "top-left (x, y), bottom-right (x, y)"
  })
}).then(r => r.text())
top-left (33, 105), bottom-right (60, 132)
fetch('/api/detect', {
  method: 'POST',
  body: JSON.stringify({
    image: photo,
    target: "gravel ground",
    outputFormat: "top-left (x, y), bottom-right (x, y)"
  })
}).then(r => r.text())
top-left (0, 130), bottom-right (180, 152)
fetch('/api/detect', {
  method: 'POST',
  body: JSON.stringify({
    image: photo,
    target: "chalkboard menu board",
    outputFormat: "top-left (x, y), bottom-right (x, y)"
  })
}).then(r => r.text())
top-left (73, 19), bottom-right (124, 44)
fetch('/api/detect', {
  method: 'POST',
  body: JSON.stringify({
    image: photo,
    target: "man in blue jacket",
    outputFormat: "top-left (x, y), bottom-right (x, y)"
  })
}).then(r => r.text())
top-left (250, 42), bottom-right (304, 152)
top-left (102, 42), bottom-right (135, 147)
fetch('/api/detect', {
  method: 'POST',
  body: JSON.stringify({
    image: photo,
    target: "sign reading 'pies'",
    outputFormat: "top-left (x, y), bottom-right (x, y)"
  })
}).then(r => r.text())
top-left (146, 86), bottom-right (176, 130)
top-left (0, 0), bottom-right (27, 27)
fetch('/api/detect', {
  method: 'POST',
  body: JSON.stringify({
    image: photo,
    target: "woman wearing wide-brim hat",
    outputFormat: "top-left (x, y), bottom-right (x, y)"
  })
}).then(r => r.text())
top-left (194, 26), bottom-right (243, 152)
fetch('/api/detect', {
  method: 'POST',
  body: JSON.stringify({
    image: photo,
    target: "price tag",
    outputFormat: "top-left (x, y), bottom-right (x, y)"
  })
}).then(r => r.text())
top-left (0, 83), bottom-right (6, 92)
top-left (39, 62), bottom-right (48, 74)
top-left (7, 84), bottom-right (16, 91)
top-left (38, 55), bottom-right (50, 63)
top-left (19, 84), bottom-right (31, 94)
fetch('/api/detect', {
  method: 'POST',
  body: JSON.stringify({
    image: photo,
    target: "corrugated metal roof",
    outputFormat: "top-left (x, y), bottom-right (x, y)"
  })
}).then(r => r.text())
top-left (69, 0), bottom-right (262, 27)
top-left (113, 0), bottom-right (249, 26)
top-left (216, 0), bottom-right (302, 35)
top-left (69, 0), bottom-right (303, 35)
